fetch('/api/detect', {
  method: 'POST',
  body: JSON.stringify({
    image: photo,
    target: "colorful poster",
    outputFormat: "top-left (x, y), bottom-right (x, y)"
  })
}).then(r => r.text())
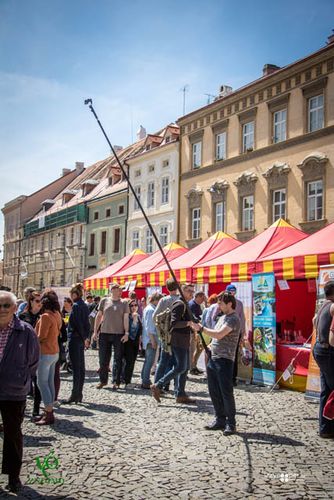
top-left (252, 273), bottom-right (276, 386)
top-left (305, 265), bottom-right (334, 399)
top-left (231, 281), bottom-right (253, 383)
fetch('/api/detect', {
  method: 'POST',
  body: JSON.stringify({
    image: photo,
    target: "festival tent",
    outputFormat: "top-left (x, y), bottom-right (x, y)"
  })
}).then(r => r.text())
top-left (146, 232), bottom-right (242, 286)
top-left (257, 221), bottom-right (334, 279)
top-left (84, 249), bottom-right (147, 291)
top-left (193, 219), bottom-right (308, 283)
top-left (113, 242), bottom-right (188, 287)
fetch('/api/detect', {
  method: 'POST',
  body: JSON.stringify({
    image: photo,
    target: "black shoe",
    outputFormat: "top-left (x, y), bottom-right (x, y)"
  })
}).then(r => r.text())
top-left (6, 477), bottom-right (22, 493)
top-left (62, 397), bottom-right (78, 404)
top-left (233, 379), bottom-right (237, 387)
top-left (190, 368), bottom-right (203, 375)
top-left (319, 432), bottom-right (334, 439)
top-left (204, 420), bottom-right (225, 431)
top-left (223, 424), bottom-right (236, 436)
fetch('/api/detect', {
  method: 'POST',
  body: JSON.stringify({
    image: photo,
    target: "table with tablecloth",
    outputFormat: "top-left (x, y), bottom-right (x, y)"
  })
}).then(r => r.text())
top-left (276, 343), bottom-right (311, 392)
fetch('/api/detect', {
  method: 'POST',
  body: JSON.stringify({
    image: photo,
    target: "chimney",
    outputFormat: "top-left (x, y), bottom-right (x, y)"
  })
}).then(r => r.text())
top-left (327, 30), bottom-right (334, 45)
top-left (136, 125), bottom-right (146, 141)
top-left (262, 64), bottom-right (281, 77)
top-left (62, 168), bottom-right (71, 177)
top-left (75, 161), bottom-right (85, 172)
top-left (218, 85), bottom-right (233, 98)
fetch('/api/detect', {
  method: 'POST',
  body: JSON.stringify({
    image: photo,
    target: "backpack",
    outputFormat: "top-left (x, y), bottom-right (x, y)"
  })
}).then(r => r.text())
top-left (154, 299), bottom-right (186, 354)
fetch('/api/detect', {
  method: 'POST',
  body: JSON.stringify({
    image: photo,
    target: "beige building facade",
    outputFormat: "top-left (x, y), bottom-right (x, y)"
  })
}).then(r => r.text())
top-left (178, 36), bottom-right (334, 247)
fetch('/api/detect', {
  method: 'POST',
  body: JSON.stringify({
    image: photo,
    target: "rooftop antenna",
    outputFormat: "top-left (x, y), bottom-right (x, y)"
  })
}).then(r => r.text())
top-left (205, 93), bottom-right (216, 105)
top-left (180, 84), bottom-right (189, 116)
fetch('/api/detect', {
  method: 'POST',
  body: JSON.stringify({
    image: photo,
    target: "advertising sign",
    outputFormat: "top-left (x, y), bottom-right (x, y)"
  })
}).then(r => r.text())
top-left (252, 273), bottom-right (276, 386)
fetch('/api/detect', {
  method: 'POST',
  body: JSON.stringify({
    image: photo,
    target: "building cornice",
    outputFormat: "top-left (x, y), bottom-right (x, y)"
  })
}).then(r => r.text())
top-left (178, 43), bottom-right (334, 126)
top-left (126, 140), bottom-right (179, 164)
top-left (180, 125), bottom-right (334, 181)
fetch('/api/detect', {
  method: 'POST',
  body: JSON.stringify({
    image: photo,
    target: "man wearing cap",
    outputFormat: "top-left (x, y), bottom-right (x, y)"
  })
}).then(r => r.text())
top-left (93, 283), bottom-right (129, 390)
top-left (193, 291), bottom-right (240, 435)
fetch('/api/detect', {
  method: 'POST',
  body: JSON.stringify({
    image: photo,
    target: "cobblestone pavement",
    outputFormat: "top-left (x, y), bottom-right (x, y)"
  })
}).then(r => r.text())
top-left (0, 350), bottom-right (333, 500)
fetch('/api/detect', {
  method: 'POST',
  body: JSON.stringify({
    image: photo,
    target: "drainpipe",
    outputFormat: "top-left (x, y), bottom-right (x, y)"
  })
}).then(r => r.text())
top-left (124, 162), bottom-right (130, 255)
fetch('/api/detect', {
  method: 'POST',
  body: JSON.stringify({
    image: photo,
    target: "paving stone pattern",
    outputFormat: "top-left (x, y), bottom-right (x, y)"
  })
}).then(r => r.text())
top-left (0, 351), bottom-right (333, 500)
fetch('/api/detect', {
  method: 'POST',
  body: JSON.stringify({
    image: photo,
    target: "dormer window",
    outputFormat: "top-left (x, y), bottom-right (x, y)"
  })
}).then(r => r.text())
top-left (41, 199), bottom-right (56, 212)
top-left (165, 136), bottom-right (171, 143)
top-left (81, 179), bottom-right (99, 197)
top-left (62, 189), bottom-right (77, 205)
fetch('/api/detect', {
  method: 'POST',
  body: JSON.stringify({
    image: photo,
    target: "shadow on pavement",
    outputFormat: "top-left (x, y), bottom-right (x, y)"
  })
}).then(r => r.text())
top-left (56, 407), bottom-right (94, 417)
top-left (238, 431), bottom-right (304, 447)
top-left (24, 435), bottom-right (57, 448)
top-left (20, 485), bottom-right (72, 499)
top-left (53, 419), bottom-right (100, 439)
top-left (81, 402), bottom-right (124, 414)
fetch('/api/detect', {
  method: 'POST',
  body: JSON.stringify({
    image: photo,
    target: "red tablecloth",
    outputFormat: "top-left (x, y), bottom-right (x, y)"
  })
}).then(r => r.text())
top-left (276, 344), bottom-right (311, 377)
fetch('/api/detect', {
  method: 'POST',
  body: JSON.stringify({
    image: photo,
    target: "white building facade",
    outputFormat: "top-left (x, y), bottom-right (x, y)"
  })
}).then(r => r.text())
top-left (126, 125), bottom-right (180, 254)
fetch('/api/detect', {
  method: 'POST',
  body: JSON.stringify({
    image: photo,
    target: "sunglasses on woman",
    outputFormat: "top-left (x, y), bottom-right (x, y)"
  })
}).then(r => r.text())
top-left (0, 303), bottom-right (12, 309)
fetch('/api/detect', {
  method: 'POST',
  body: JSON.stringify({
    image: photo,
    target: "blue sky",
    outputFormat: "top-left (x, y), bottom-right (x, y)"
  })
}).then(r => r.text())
top-left (0, 0), bottom-right (333, 248)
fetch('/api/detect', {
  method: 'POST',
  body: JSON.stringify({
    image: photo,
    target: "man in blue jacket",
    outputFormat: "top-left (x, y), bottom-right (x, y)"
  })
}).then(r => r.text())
top-left (0, 290), bottom-right (40, 493)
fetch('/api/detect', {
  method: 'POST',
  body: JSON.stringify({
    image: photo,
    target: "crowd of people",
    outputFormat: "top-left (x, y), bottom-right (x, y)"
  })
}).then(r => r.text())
top-left (1, 276), bottom-right (333, 493)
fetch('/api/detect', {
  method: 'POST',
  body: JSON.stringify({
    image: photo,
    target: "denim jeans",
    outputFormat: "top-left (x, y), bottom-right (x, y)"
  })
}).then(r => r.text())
top-left (99, 333), bottom-right (123, 385)
top-left (68, 336), bottom-right (85, 400)
top-left (207, 356), bottom-right (236, 427)
top-left (37, 353), bottom-right (59, 407)
top-left (141, 343), bottom-right (157, 386)
top-left (155, 350), bottom-right (177, 391)
top-left (313, 342), bottom-right (334, 434)
top-left (156, 346), bottom-right (189, 397)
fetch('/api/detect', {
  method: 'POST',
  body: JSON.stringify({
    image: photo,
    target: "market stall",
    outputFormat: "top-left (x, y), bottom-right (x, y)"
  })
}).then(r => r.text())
top-left (146, 231), bottom-right (241, 286)
top-left (112, 242), bottom-right (188, 288)
top-left (83, 249), bottom-right (148, 295)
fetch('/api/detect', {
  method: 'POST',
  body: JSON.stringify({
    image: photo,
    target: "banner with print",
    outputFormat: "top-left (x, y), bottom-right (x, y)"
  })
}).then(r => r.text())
top-left (252, 273), bottom-right (276, 386)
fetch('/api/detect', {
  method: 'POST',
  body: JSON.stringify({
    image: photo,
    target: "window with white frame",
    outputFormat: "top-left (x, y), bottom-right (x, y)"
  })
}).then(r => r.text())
top-left (308, 95), bottom-right (324, 132)
top-left (134, 186), bottom-right (141, 211)
top-left (215, 132), bottom-right (226, 160)
top-left (192, 142), bottom-right (202, 169)
top-left (273, 109), bottom-right (287, 143)
top-left (215, 201), bottom-right (225, 232)
top-left (272, 189), bottom-right (286, 222)
top-left (159, 225), bottom-right (168, 246)
top-left (161, 177), bottom-right (169, 204)
top-left (242, 195), bottom-right (254, 231)
top-left (145, 228), bottom-right (153, 253)
top-left (192, 208), bottom-right (201, 239)
top-left (147, 182), bottom-right (155, 208)
top-left (148, 165), bottom-right (155, 173)
top-left (132, 230), bottom-right (139, 250)
top-left (242, 121), bottom-right (254, 152)
top-left (307, 180), bottom-right (323, 221)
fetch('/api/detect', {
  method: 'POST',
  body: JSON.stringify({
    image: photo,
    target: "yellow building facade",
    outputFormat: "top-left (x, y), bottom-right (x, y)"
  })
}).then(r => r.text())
top-left (178, 37), bottom-right (334, 247)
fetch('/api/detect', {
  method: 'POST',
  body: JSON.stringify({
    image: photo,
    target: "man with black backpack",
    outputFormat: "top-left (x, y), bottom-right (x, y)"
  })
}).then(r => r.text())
top-left (151, 283), bottom-right (197, 404)
top-left (153, 278), bottom-right (180, 389)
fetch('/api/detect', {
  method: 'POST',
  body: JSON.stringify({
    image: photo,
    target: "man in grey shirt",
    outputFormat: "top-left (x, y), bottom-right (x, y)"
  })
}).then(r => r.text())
top-left (193, 291), bottom-right (240, 435)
